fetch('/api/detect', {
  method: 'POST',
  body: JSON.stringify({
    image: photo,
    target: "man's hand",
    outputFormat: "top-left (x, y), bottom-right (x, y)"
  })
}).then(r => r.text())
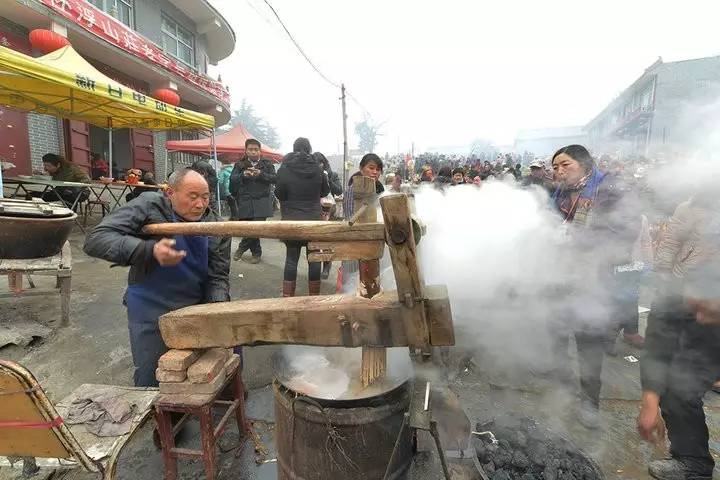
top-left (637, 391), bottom-right (665, 444)
top-left (153, 238), bottom-right (186, 266)
top-left (686, 297), bottom-right (720, 325)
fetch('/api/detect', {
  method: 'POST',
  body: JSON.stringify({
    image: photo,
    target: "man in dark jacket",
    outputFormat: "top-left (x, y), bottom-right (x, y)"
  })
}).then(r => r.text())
top-left (638, 196), bottom-right (720, 480)
top-left (83, 168), bottom-right (230, 387)
top-left (275, 137), bottom-right (330, 296)
top-left (229, 139), bottom-right (277, 264)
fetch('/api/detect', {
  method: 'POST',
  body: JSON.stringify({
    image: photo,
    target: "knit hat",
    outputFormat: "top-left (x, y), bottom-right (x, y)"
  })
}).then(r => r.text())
top-left (293, 137), bottom-right (312, 154)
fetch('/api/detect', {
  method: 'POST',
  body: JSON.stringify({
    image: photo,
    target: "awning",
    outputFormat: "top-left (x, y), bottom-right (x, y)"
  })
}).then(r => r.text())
top-left (166, 124), bottom-right (283, 162)
top-left (0, 45), bottom-right (214, 130)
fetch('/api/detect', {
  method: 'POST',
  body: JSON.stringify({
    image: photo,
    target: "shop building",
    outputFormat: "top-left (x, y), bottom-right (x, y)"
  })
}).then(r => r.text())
top-left (585, 56), bottom-right (720, 157)
top-left (0, 0), bottom-right (234, 179)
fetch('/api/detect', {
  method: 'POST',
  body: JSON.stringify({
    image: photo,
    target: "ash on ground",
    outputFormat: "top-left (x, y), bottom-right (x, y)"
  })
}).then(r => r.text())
top-left (473, 416), bottom-right (604, 480)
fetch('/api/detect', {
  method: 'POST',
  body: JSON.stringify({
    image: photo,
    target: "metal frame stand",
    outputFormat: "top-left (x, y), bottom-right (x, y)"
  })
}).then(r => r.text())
top-left (383, 381), bottom-right (452, 480)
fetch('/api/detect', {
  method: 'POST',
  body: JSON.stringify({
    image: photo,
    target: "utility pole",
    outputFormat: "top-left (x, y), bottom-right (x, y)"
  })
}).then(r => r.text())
top-left (341, 83), bottom-right (349, 188)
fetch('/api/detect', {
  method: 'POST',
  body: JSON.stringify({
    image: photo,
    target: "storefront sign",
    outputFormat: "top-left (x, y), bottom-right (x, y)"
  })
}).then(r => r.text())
top-left (38, 0), bottom-right (230, 106)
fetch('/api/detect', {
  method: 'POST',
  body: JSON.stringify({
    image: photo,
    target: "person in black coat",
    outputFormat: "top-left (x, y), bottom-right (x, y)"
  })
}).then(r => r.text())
top-left (189, 159), bottom-right (219, 213)
top-left (275, 137), bottom-right (330, 297)
top-left (229, 139), bottom-right (277, 263)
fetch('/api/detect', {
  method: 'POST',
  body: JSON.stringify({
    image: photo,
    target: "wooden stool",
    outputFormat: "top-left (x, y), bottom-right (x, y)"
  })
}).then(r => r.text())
top-left (153, 362), bottom-right (249, 480)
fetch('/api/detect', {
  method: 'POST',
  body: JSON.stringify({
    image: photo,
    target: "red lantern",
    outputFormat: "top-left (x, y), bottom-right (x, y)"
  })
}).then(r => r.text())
top-left (153, 88), bottom-right (181, 106)
top-left (29, 29), bottom-right (70, 54)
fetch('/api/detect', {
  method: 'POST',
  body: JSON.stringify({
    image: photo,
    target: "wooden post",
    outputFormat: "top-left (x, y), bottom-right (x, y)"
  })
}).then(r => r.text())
top-left (353, 176), bottom-right (387, 387)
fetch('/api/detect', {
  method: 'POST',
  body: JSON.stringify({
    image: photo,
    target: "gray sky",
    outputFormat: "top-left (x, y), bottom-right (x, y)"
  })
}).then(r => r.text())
top-left (210, 0), bottom-right (720, 155)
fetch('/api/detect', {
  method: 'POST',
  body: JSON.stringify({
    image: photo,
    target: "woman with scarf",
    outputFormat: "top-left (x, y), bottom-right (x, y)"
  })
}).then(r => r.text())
top-left (550, 144), bottom-right (639, 429)
top-left (275, 138), bottom-right (330, 297)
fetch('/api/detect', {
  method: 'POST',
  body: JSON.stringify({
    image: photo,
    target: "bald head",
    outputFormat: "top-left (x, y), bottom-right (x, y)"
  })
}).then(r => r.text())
top-left (167, 169), bottom-right (210, 221)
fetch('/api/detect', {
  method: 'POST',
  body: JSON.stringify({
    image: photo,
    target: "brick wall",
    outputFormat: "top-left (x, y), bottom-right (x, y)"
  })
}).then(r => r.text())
top-left (27, 114), bottom-right (63, 171)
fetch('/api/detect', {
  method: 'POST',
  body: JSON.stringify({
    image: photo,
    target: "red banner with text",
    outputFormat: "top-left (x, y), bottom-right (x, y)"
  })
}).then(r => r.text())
top-left (39, 0), bottom-right (230, 105)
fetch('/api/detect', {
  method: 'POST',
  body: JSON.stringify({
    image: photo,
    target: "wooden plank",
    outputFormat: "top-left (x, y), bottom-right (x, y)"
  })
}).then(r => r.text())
top-left (380, 193), bottom-right (430, 347)
top-left (353, 176), bottom-right (387, 387)
top-left (159, 369), bottom-right (226, 395)
top-left (158, 349), bottom-right (200, 371)
top-left (307, 240), bottom-right (385, 262)
top-left (142, 220), bottom-right (386, 241)
top-left (424, 284), bottom-right (455, 346)
top-left (156, 368), bottom-right (187, 383)
top-left (159, 291), bottom-right (428, 349)
top-left (186, 348), bottom-right (226, 384)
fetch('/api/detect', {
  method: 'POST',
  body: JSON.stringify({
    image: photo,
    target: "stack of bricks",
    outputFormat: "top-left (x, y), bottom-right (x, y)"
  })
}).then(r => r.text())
top-left (156, 348), bottom-right (240, 396)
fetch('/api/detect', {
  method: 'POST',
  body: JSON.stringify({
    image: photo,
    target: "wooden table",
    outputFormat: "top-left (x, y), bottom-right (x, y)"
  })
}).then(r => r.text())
top-left (0, 241), bottom-right (72, 326)
top-left (4, 177), bottom-right (93, 232)
top-left (90, 180), bottom-right (165, 211)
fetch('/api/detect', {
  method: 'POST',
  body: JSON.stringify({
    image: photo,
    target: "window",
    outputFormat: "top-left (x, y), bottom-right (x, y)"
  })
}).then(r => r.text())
top-left (161, 14), bottom-right (194, 67)
top-left (88, 0), bottom-right (134, 28)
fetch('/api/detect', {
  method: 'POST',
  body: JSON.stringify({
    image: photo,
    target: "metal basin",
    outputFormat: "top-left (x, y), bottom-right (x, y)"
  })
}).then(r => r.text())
top-left (0, 213), bottom-right (76, 259)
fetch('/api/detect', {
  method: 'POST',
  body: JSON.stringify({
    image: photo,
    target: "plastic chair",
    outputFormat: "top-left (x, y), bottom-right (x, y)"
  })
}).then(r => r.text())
top-left (0, 360), bottom-right (157, 479)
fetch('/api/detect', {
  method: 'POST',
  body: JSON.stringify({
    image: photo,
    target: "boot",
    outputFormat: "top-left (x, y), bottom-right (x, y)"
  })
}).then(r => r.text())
top-left (282, 281), bottom-right (296, 297)
top-left (308, 280), bottom-right (322, 296)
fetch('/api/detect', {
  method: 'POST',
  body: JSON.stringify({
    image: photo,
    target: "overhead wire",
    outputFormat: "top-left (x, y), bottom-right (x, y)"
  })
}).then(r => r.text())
top-left (258, 0), bottom-right (373, 118)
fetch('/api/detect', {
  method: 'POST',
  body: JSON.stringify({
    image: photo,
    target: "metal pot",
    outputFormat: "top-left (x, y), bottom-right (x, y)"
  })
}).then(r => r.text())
top-left (0, 199), bottom-right (76, 259)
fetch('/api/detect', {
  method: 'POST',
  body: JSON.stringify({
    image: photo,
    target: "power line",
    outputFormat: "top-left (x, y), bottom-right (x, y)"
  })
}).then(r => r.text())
top-left (261, 0), bottom-right (340, 89)
top-left (259, 0), bottom-right (372, 118)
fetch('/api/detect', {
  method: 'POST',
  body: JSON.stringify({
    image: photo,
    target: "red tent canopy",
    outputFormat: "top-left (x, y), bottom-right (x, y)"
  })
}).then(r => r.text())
top-left (165, 124), bottom-right (284, 162)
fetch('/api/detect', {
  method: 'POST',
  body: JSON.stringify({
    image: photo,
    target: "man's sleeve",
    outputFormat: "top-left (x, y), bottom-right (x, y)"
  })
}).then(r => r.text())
top-left (655, 202), bottom-right (692, 274)
top-left (229, 163), bottom-right (244, 196)
top-left (205, 210), bottom-right (231, 302)
top-left (83, 197), bottom-right (157, 268)
top-left (258, 161), bottom-right (277, 184)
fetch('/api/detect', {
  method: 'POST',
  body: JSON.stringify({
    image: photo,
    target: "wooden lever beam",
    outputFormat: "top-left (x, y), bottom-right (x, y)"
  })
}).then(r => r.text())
top-left (159, 286), bottom-right (453, 350)
top-left (142, 220), bottom-right (386, 242)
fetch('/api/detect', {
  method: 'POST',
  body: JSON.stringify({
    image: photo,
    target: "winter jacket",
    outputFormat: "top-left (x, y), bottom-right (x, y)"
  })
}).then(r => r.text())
top-left (229, 156), bottom-right (276, 219)
top-left (654, 199), bottom-right (720, 281)
top-left (275, 152), bottom-right (330, 221)
top-left (217, 164), bottom-right (234, 198)
top-left (52, 160), bottom-right (90, 183)
top-left (327, 171), bottom-right (343, 197)
top-left (83, 192), bottom-right (231, 303)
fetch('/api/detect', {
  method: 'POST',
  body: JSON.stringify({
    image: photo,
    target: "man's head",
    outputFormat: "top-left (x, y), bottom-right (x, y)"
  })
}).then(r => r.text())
top-left (293, 137), bottom-right (312, 154)
top-left (530, 161), bottom-right (544, 178)
top-left (359, 153), bottom-right (383, 180)
top-left (392, 173), bottom-right (402, 190)
top-left (245, 139), bottom-right (261, 161)
top-left (452, 167), bottom-right (465, 184)
top-left (166, 168), bottom-right (210, 221)
top-left (42, 153), bottom-right (63, 174)
top-left (552, 144), bottom-right (594, 186)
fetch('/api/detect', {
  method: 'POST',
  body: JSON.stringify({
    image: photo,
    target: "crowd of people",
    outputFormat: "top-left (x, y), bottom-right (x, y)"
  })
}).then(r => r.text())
top-left (79, 136), bottom-right (720, 480)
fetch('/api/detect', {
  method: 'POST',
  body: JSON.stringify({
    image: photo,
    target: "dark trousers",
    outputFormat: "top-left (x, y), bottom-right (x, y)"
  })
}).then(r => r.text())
top-left (237, 217), bottom-right (265, 257)
top-left (648, 297), bottom-right (720, 473)
top-left (127, 315), bottom-right (167, 387)
top-left (614, 270), bottom-right (641, 335)
top-left (284, 241), bottom-right (321, 282)
top-left (553, 330), bottom-right (613, 407)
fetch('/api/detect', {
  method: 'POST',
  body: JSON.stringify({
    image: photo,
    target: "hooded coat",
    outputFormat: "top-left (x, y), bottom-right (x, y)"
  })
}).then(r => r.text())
top-left (275, 142), bottom-right (330, 221)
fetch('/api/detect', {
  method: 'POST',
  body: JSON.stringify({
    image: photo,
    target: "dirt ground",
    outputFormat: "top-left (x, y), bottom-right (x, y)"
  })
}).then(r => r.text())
top-left (1, 227), bottom-right (719, 480)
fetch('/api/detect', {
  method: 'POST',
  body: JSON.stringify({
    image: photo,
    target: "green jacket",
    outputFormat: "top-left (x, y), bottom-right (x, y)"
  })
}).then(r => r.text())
top-left (53, 161), bottom-right (90, 183)
top-left (217, 164), bottom-right (234, 198)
